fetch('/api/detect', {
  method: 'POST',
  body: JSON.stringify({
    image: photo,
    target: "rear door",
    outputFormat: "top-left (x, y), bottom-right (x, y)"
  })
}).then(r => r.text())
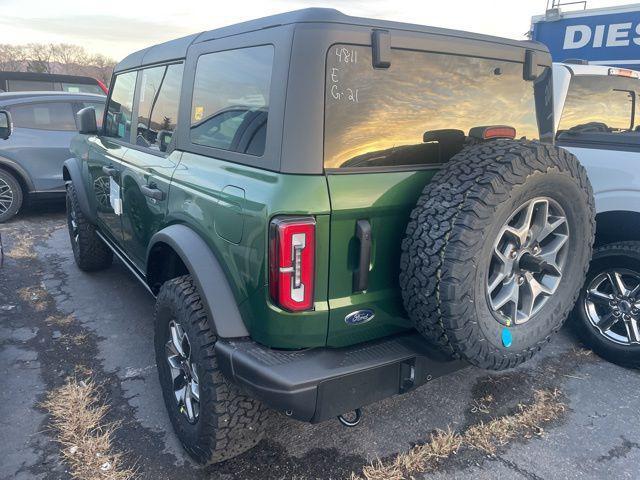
top-left (89, 70), bottom-right (138, 245)
top-left (6, 101), bottom-right (78, 191)
top-left (119, 63), bottom-right (184, 269)
top-left (324, 41), bottom-right (551, 347)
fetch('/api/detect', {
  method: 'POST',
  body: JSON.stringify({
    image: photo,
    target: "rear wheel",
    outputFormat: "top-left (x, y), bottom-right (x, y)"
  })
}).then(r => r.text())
top-left (400, 140), bottom-right (595, 370)
top-left (155, 275), bottom-right (268, 464)
top-left (572, 241), bottom-right (640, 368)
top-left (0, 168), bottom-right (23, 223)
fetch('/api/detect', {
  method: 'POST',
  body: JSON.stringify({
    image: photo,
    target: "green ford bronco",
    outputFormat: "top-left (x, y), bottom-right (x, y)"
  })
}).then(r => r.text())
top-left (64, 9), bottom-right (596, 464)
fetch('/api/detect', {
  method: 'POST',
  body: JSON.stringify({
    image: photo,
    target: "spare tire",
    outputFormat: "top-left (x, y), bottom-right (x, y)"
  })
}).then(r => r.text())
top-left (400, 140), bottom-right (595, 370)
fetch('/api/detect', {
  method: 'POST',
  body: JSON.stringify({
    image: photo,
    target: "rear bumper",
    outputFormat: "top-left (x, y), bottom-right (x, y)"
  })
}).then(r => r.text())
top-left (215, 332), bottom-right (467, 423)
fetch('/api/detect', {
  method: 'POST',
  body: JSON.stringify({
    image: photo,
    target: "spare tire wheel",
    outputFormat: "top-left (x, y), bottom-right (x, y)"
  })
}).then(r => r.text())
top-left (400, 140), bottom-right (595, 370)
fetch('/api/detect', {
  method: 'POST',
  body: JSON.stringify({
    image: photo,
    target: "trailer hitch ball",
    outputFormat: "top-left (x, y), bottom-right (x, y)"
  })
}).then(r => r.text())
top-left (338, 408), bottom-right (362, 427)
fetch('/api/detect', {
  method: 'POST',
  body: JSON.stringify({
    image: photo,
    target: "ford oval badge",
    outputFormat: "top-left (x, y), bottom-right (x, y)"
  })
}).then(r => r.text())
top-left (345, 309), bottom-right (375, 325)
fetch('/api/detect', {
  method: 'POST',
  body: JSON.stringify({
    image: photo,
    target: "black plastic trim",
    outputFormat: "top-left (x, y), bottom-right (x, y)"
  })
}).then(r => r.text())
top-left (148, 224), bottom-right (250, 338)
top-left (215, 332), bottom-right (467, 422)
top-left (62, 157), bottom-right (97, 224)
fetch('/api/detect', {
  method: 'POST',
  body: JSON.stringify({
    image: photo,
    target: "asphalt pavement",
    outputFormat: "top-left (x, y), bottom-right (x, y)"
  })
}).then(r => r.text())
top-left (1, 203), bottom-right (639, 480)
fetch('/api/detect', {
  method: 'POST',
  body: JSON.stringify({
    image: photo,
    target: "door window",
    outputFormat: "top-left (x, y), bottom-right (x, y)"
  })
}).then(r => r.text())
top-left (190, 45), bottom-right (273, 156)
top-left (105, 71), bottom-right (137, 141)
top-left (9, 102), bottom-right (77, 131)
top-left (558, 75), bottom-right (638, 134)
top-left (136, 63), bottom-right (183, 152)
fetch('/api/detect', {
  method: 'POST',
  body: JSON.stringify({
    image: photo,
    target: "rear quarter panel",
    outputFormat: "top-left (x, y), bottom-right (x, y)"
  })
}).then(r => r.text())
top-left (167, 152), bottom-right (332, 348)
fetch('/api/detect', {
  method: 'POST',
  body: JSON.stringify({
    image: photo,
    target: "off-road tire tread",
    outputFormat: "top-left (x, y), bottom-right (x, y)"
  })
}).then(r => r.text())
top-left (66, 182), bottom-right (112, 271)
top-left (400, 139), bottom-right (595, 370)
top-left (155, 275), bottom-right (269, 465)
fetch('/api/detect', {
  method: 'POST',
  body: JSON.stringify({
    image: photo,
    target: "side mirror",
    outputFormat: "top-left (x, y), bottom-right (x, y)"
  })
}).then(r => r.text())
top-left (157, 130), bottom-right (173, 152)
top-left (77, 107), bottom-right (98, 134)
top-left (0, 110), bottom-right (12, 140)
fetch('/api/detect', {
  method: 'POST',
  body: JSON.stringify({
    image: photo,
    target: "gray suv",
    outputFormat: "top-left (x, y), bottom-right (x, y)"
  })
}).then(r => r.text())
top-left (0, 91), bottom-right (105, 222)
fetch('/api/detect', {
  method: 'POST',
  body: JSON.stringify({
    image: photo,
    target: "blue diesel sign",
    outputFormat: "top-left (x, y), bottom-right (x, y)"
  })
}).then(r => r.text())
top-left (531, 6), bottom-right (640, 69)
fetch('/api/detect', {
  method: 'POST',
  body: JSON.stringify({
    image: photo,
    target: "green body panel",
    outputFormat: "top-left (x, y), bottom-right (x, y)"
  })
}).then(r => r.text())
top-left (325, 170), bottom-right (437, 347)
top-left (120, 148), bottom-right (182, 269)
top-left (86, 137), bottom-right (127, 244)
top-left (168, 152), bottom-right (331, 348)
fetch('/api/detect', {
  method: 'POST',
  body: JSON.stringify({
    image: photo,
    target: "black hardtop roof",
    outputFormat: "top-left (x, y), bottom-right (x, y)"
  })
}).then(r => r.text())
top-left (0, 71), bottom-right (101, 84)
top-left (114, 8), bottom-right (548, 73)
top-left (0, 91), bottom-right (105, 105)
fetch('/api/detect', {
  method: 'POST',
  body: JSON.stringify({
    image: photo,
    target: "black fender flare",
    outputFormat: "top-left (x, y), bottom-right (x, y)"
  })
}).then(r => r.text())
top-left (62, 157), bottom-right (97, 224)
top-left (148, 224), bottom-right (250, 338)
top-left (0, 156), bottom-right (34, 192)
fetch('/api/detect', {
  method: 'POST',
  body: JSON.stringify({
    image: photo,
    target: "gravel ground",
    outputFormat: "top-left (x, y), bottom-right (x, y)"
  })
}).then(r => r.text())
top-left (1, 203), bottom-right (640, 480)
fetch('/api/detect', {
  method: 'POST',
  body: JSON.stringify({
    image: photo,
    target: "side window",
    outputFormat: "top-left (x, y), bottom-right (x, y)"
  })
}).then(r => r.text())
top-left (136, 63), bottom-right (183, 152)
top-left (9, 102), bottom-right (77, 131)
top-left (558, 75), bottom-right (638, 134)
top-left (105, 71), bottom-right (137, 141)
top-left (190, 45), bottom-right (273, 156)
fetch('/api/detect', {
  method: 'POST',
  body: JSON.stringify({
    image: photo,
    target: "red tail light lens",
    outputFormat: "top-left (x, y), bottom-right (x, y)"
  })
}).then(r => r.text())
top-left (482, 126), bottom-right (517, 139)
top-left (269, 216), bottom-right (315, 312)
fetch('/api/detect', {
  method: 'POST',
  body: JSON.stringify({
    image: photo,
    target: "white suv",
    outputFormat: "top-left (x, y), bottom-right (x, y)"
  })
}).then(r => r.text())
top-left (554, 61), bottom-right (640, 367)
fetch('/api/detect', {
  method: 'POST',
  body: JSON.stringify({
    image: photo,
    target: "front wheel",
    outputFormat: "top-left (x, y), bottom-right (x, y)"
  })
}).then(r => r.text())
top-left (66, 183), bottom-right (113, 271)
top-left (154, 275), bottom-right (268, 464)
top-left (572, 241), bottom-right (640, 368)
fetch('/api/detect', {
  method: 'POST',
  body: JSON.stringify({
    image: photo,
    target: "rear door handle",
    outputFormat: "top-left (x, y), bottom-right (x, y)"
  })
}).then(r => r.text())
top-left (102, 165), bottom-right (118, 177)
top-left (353, 219), bottom-right (372, 292)
top-left (141, 184), bottom-right (165, 201)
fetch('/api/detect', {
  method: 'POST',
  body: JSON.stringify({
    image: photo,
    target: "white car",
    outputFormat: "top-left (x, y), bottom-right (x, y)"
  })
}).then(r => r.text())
top-left (554, 61), bottom-right (640, 367)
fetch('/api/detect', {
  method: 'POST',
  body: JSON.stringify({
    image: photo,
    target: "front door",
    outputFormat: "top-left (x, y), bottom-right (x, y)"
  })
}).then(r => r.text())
top-left (90, 69), bottom-right (138, 245)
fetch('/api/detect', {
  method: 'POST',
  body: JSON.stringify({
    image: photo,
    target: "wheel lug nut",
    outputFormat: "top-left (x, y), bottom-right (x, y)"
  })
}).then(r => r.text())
top-left (509, 251), bottom-right (517, 259)
top-left (517, 275), bottom-right (525, 285)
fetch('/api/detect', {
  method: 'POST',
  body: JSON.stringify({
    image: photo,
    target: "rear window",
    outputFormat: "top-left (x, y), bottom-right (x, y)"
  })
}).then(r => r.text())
top-left (324, 45), bottom-right (550, 170)
top-left (7, 79), bottom-right (55, 92)
top-left (9, 102), bottom-right (76, 131)
top-left (558, 74), bottom-right (638, 133)
top-left (190, 45), bottom-right (273, 156)
top-left (62, 82), bottom-right (104, 95)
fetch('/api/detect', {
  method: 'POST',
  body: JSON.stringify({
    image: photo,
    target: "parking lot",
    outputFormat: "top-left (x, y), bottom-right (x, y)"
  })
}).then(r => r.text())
top-left (0, 203), bottom-right (638, 479)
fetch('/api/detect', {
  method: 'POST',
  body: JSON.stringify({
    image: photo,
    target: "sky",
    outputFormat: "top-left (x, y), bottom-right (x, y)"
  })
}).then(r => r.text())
top-left (0, 0), bottom-right (631, 61)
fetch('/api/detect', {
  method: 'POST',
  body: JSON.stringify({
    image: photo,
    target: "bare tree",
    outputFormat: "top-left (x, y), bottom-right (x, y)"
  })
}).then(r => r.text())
top-left (51, 44), bottom-right (89, 75)
top-left (25, 43), bottom-right (54, 73)
top-left (0, 44), bottom-right (26, 71)
top-left (0, 43), bottom-right (117, 86)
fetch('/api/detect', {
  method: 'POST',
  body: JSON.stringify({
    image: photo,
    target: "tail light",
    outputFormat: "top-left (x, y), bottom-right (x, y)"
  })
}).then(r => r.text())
top-left (469, 125), bottom-right (517, 140)
top-left (608, 68), bottom-right (640, 79)
top-left (269, 216), bottom-right (315, 311)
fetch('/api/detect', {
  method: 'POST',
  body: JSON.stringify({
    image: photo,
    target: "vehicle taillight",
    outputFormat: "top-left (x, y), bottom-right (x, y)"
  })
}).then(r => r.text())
top-left (608, 68), bottom-right (640, 79)
top-left (269, 216), bottom-right (315, 311)
top-left (482, 126), bottom-right (517, 140)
